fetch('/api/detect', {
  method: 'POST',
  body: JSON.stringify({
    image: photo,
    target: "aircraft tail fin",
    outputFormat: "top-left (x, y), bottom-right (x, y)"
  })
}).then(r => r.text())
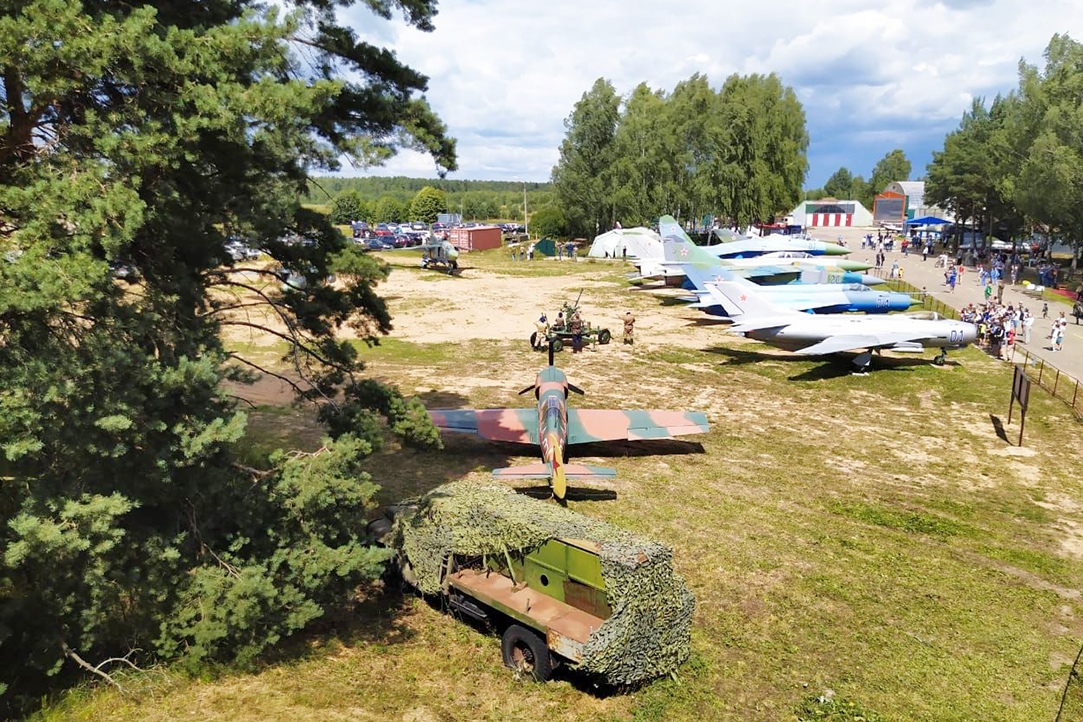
top-left (705, 280), bottom-right (796, 320)
top-left (492, 463), bottom-right (616, 500)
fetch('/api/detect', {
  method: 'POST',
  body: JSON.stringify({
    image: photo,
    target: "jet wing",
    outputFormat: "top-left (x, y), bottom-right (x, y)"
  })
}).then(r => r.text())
top-left (428, 409), bottom-right (538, 444)
top-left (794, 333), bottom-right (926, 356)
top-left (567, 409), bottom-right (709, 444)
top-left (728, 317), bottom-right (795, 333)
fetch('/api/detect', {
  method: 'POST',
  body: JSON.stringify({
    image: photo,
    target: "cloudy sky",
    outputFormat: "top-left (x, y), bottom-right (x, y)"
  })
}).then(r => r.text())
top-left (337, 0), bottom-right (1083, 188)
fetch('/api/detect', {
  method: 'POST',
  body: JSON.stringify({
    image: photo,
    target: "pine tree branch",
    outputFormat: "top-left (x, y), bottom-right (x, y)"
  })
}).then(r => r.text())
top-left (61, 642), bottom-right (141, 698)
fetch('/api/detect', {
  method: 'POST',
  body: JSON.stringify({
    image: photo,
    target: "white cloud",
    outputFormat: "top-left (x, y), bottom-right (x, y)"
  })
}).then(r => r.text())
top-left (332, 0), bottom-right (1083, 186)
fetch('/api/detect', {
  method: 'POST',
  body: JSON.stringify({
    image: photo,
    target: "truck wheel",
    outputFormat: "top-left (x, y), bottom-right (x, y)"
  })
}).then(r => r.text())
top-left (529, 331), bottom-right (538, 350)
top-left (598, 328), bottom-right (611, 344)
top-left (501, 624), bottom-right (553, 681)
top-left (550, 337), bottom-right (563, 353)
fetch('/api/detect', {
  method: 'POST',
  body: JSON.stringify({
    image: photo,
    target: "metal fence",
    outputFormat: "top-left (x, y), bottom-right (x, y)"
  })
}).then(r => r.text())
top-left (869, 266), bottom-right (1083, 417)
top-left (1009, 345), bottom-right (1083, 418)
top-left (1057, 643), bottom-right (1083, 721)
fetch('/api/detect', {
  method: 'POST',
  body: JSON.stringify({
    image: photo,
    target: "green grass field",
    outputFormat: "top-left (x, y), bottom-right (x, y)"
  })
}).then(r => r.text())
top-left (28, 252), bottom-right (1083, 722)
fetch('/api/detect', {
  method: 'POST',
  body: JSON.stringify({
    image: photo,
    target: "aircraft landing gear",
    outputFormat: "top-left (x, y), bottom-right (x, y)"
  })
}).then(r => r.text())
top-left (851, 352), bottom-right (872, 374)
top-left (933, 350), bottom-right (947, 366)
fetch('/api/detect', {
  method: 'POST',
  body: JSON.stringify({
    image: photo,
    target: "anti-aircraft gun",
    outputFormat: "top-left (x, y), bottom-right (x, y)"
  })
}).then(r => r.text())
top-left (534, 290), bottom-right (612, 352)
top-left (367, 481), bottom-right (694, 684)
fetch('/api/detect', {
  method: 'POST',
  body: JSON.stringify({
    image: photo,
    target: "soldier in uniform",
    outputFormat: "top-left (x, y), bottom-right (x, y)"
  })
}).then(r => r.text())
top-left (532, 315), bottom-right (549, 351)
top-left (570, 310), bottom-right (584, 353)
top-left (623, 311), bottom-right (635, 345)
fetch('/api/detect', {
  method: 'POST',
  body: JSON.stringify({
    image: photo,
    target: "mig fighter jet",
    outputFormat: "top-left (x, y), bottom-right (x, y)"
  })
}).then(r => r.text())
top-left (705, 281), bottom-right (977, 372)
top-left (428, 352), bottom-right (709, 501)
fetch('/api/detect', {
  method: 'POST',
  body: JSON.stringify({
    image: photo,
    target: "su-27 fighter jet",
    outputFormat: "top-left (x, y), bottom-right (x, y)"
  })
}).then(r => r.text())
top-left (428, 350), bottom-right (709, 501)
top-left (705, 280), bottom-right (978, 372)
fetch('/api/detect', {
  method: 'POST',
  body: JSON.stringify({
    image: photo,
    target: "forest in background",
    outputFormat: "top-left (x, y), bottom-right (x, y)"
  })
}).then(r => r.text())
top-left (305, 176), bottom-right (553, 222)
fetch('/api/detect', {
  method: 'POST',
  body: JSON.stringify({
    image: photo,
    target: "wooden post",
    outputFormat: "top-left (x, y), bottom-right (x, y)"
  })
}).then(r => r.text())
top-left (1019, 411), bottom-right (1026, 447)
top-left (1073, 379), bottom-right (1079, 409)
top-left (1039, 360), bottom-right (1044, 385)
top-left (1054, 369), bottom-right (1060, 396)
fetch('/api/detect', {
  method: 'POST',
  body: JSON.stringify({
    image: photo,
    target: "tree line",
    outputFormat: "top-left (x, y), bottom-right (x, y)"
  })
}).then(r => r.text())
top-left (327, 185), bottom-right (553, 225)
top-left (547, 74), bottom-right (809, 238)
top-left (0, 0), bottom-right (452, 713)
top-left (311, 176), bottom-right (554, 225)
top-left (924, 34), bottom-right (1083, 251)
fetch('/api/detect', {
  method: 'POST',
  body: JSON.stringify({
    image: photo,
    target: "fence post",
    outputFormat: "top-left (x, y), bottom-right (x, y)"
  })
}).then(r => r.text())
top-left (1074, 379), bottom-right (1079, 409)
top-left (1038, 359), bottom-right (1044, 385)
top-left (1054, 369), bottom-right (1060, 396)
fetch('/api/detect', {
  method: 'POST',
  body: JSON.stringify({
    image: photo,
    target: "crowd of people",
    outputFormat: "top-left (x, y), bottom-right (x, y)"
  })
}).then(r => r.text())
top-left (958, 300), bottom-right (1070, 358)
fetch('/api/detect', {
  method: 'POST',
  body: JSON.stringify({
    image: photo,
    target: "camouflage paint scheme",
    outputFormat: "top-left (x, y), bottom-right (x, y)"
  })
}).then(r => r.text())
top-left (428, 366), bottom-right (709, 500)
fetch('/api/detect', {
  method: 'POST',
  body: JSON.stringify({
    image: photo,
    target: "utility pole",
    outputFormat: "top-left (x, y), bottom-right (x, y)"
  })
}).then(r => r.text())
top-left (523, 182), bottom-right (528, 238)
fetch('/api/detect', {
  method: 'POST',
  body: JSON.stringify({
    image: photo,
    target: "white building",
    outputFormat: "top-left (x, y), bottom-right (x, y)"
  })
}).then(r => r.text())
top-left (786, 199), bottom-right (874, 228)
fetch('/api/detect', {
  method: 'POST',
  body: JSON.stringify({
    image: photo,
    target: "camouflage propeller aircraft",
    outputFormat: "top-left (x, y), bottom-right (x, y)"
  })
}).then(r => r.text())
top-left (428, 348), bottom-right (709, 501)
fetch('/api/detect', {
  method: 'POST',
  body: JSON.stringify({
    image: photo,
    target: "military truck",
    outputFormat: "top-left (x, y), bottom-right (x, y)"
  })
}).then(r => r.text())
top-left (367, 481), bottom-right (694, 684)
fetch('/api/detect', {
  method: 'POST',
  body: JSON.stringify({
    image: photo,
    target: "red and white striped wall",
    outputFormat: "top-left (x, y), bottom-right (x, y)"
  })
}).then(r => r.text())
top-left (809, 213), bottom-right (853, 227)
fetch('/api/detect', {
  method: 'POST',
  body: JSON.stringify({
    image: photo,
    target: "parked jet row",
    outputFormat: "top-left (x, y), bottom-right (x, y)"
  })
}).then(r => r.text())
top-left (663, 235), bottom-right (917, 315)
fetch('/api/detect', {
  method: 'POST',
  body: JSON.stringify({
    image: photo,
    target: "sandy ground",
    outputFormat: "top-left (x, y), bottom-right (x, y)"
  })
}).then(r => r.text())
top-left (377, 260), bottom-right (715, 349)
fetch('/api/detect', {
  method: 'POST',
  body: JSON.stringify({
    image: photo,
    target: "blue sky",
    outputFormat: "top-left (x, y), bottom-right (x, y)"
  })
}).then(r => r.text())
top-left (331, 0), bottom-right (1083, 189)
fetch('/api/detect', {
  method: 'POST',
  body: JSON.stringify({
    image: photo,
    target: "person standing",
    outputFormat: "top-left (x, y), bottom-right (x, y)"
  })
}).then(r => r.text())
top-left (623, 311), bottom-right (636, 345)
top-left (569, 311), bottom-right (583, 354)
top-left (1023, 311), bottom-right (1034, 345)
top-left (922, 244), bottom-right (929, 262)
top-left (533, 315), bottom-right (549, 351)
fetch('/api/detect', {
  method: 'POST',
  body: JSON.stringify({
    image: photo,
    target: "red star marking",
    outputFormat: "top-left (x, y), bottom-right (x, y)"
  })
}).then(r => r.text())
top-left (678, 247), bottom-right (689, 257)
top-left (714, 275), bottom-right (723, 283)
top-left (740, 294), bottom-right (748, 301)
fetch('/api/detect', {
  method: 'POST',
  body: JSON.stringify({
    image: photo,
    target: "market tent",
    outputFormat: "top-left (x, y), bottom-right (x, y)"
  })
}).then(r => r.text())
top-left (905, 216), bottom-right (951, 225)
top-left (588, 227), bottom-right (662, 259)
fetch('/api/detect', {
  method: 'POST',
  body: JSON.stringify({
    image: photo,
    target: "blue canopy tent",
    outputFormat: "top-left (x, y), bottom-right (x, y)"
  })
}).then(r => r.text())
top-left (905, 216), bottom-right (951, 225)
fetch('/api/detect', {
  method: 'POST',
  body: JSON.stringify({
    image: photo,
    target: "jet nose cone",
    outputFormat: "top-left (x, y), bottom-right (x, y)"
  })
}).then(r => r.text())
top-left (824, 244), bottom-right (850, 256)
top-left (835, 260), bottom-right (872, 271)
top-left (908, 295), bottom-right (922, 307)
top-left (962, 322), bottom-right (978, 344)
top-left (862, 275), bottom-right (886, 286)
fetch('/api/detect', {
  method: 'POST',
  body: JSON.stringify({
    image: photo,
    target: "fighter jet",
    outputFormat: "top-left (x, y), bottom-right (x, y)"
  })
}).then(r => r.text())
top-left (704, 280), bottom-right (977, 371)
top-left (664, 235), bottom-right (915, 314)
top-left (386, 239), bottom-right (460, 273)
top-left (636, 216), bottom-right (875, 288)
top-left (427, 352), bottom-right (709, 501)
top-left (702, 231), bottom-right (850, 259)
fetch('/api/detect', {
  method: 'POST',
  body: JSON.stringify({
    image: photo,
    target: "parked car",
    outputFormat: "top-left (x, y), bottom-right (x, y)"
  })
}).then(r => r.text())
top-left (365, 238), bottom-right (394, 251)
top-left (410, 221), bottom-right (426, 231)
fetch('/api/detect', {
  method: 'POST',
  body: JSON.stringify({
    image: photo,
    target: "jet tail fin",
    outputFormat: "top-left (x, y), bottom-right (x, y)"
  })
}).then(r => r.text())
top-left (705, 280), bottom-right (797, 320)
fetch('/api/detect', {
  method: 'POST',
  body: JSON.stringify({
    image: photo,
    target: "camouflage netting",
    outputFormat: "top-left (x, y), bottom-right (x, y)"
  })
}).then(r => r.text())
top-left (390, 480), bottom-right (695, 685)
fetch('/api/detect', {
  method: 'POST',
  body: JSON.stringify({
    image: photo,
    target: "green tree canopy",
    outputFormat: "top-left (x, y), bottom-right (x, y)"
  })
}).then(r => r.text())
top-left (553, 74), bottom-right (807, 233)
top-left (409, 185), bottom-right (448, 223)
top-left (551, 78), bottom-right (620, 237)
top-left (868, 149), bottom-right (912, 196)
top-left (823, 167), bottom-right (855, 199)
top-left (530, 204), bottom-right (568, 238)
top-left (374, 195), bottom-right (407, 223)
top-left (330, 191), bottom-right (369, 224)
top-left (0, 0), bottom-right (452, 711)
